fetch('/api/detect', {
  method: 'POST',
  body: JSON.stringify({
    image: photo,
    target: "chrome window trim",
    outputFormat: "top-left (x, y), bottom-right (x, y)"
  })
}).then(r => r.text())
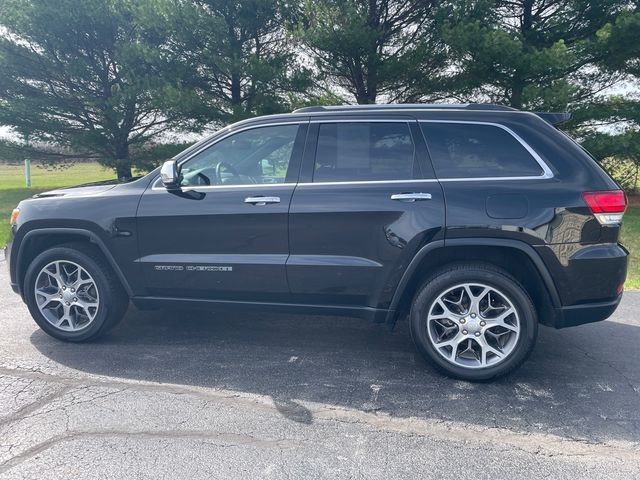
top-left (151, 117), bottom-right (554, 192)
top-left (418, 119), bottom-right (554, 181)
top-left (309, 118), bottom-right (412, 123)
top-left (152, 179), bottom-right (438, 191)
top-left (297, 179), bottom-right (438, 187)
top-left (151, 182), bottom-right (297, 192)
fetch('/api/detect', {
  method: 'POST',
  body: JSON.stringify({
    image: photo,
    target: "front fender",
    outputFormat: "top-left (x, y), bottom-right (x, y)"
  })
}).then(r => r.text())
top-left (13, 226), bottom-right (133, 299)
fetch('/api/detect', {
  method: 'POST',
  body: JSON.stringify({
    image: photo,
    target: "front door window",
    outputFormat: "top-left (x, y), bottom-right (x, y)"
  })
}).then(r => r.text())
top-left (179, 124), bottom-right (300, 187)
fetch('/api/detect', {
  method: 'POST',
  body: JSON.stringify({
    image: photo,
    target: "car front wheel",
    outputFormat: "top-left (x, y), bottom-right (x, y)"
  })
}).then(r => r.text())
top-left (410, 263), bottom-right (538, 381)
top-left (24, 243), bottom-right (128, 342)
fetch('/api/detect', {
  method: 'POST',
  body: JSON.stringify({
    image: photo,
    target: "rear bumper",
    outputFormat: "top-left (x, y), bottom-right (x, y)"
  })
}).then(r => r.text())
top-left (552, 294), bottom-right (622, 329)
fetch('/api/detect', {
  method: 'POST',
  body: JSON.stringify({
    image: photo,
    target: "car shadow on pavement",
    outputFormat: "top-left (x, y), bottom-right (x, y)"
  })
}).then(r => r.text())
top-left (30, 304), bottom-right (640, 444)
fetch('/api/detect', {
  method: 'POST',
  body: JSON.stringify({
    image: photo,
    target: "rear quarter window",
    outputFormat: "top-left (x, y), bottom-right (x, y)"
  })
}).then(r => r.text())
top-left (420, 122), bottom-right (544, 179)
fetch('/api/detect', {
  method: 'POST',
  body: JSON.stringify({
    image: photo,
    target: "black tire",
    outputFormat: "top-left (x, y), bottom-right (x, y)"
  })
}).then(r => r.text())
top-left (409, 262), bottom-right (537, 381)
top-left (24, 243), bottom-right (129, 342)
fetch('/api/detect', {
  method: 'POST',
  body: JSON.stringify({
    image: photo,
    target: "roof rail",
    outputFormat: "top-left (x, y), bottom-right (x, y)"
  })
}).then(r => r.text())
top-left (292, 103), bottom-right (518, 113)
top-left (534, 112), bottom-right (571, 125)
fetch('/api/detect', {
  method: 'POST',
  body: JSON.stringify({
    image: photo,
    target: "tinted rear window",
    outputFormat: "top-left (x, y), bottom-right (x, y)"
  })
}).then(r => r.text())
top-left (421, 123), bottom-right (544, 178)
top-left (313, 122), bottom-right (415, 182)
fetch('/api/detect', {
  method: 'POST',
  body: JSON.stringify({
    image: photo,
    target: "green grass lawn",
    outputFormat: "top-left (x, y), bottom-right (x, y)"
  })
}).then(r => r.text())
top-left (0, 162), bottom-right (114, 247)
top-left (1, 161), bottom-right (639, 289)
top-left (620, 204), bottom-right (640, 289)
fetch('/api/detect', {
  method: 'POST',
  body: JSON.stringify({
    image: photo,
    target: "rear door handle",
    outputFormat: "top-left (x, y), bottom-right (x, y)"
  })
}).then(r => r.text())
top-left (390, 193), bottom-right (432, 202)
top-left (244, 196), bottom-right (281, 205)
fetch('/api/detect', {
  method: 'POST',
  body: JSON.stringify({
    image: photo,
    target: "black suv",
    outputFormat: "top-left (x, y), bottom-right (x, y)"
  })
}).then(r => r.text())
top-left (5, 104), bottom-right (629, 380)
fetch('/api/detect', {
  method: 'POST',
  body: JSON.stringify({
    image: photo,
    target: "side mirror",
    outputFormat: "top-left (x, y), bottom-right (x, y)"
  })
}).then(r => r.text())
top-left (160, 160), bottom-right (180, 190)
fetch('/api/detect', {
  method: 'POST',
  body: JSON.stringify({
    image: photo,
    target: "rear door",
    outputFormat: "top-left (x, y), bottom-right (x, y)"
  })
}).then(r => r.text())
top-left (287, 115), bottom-right (445, 311)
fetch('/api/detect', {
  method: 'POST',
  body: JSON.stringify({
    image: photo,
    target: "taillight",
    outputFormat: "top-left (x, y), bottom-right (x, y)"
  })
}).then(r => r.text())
top-left (582, 190), bottom-right (627, 225)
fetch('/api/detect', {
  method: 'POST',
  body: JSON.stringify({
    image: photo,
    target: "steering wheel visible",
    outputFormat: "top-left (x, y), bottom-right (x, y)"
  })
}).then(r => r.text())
top-left (194, 172), bottom-right (211, 185)
top-left (215, 161), bottom-right (240, 184)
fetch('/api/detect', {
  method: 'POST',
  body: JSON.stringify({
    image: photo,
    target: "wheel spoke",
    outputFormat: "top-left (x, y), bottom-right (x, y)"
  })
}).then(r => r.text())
top-left (434, 333), bottom-right (464, 360)
top-left (72, 267), bottom-right (92, 288)
top-left (432, 299), bottom-right (462, 323)
top-left (442, 289), bottom-right (465, 313)
top-left (35, 289), bottom-right (60, 308)
top-left (75, 299), bottom-right (98, 319)
top-left (42, 262), bottom-right (64, 288)
top-left (434, 332), bottom-right (462, 348)
top-left (486, 308), bottom-right (519, 332)
top-left (480, 340), bottom-right (504, 366)
top-left (465, 285), bottom-right (489, 314)
top-left (432, 319), bottom-right (457, 339)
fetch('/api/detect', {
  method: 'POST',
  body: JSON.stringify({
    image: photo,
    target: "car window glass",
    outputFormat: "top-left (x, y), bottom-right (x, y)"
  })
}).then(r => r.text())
top-left (420, 123), bottom-right (543, 178)
top-left (313, 122), bottom-right (415, 182)
top-left (179, 124), bottom-right (299, 187)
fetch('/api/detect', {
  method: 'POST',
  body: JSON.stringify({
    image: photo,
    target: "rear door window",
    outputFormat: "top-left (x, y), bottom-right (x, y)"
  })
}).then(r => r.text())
top-left (420, 122), bottom-right (544, 179)
top-left (313, 122), bottom-right (416, 182)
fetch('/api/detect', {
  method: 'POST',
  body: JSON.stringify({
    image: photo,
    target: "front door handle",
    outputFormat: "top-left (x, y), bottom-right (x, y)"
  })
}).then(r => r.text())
top-left (390, 193), bottom-right (432, 202)
top-left (244, 196), bottom-right (281, 206)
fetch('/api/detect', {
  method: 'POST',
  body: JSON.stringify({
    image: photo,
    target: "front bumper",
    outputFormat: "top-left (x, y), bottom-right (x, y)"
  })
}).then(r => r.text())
top-left (4, 242), bottom-right (19, 294)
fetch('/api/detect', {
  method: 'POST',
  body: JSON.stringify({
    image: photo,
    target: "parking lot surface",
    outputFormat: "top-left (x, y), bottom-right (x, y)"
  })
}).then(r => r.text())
top-left (0, 262), bottom-right (639, 479)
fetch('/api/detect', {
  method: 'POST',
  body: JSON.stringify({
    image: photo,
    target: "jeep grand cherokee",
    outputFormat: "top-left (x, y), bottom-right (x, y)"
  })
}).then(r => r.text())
top-left (5, 104), bottom-right (628, 380)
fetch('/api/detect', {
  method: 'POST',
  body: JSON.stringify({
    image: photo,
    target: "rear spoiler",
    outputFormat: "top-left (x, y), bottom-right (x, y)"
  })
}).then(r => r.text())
top-left (534, 112), bottom-right (571, 126)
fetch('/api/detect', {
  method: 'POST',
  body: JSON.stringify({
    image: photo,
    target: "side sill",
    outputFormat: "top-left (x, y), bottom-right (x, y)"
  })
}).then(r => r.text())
top-left (132, 296), bottom-right (389, 323)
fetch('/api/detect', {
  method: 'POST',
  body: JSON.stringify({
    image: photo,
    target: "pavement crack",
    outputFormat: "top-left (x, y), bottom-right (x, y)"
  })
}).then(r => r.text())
top-left (0, 385), bottom-right (73, 428)
top-left (0, 430), bottom-right (299, 474)
top-left (0, 365), bottom-right (639, 467)
top-left (564, 337), bottom-right (640, 396)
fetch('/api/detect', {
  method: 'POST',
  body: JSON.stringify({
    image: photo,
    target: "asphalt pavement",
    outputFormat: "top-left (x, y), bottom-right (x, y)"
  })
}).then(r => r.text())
top-left (0, 259), bottom-right (639, 479)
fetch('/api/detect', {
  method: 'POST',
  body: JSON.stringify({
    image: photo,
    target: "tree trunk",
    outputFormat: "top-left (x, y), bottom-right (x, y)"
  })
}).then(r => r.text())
top-left (355, 90), bottom-right (376, 104)
top-left (510, 85), bottom-right (523, 109)
top-left (116, 163), bottom-right (132, 181)
top-left (114, 143), bottom-right (132, 181)
top-left (231, 71), bottom-right (242, 116)
top-left (510, 75), bottom-right (524, 109)
top-left (354, 64), bottom-right (376, 104)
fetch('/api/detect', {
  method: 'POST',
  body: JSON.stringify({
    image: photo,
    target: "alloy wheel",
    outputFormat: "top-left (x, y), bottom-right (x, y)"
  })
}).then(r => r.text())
top-left (33, 260), bottom-right (100, 332)
top-left (426, 283), bottom-right (520, 369)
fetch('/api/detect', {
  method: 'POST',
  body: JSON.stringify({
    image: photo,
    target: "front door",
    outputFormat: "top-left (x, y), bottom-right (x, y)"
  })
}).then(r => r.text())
top-left (136, 121), bottom-right (307, 302)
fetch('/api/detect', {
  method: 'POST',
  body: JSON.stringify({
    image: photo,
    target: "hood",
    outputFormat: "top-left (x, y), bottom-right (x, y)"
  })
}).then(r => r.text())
top-left (32, 177), bottom-right (143, 199)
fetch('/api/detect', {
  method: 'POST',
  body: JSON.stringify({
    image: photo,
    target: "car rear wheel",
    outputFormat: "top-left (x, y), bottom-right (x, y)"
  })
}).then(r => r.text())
top-left (410, 263), bottom-right (537, 381)
top-left (24, 243), bottom-right (128, 342)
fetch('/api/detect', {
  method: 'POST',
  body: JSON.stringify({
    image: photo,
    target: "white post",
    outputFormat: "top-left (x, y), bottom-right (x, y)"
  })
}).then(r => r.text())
top-left (24, 157), bottom-right (31, 188)
top-left (24, 135), bottom-right (32, 188)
